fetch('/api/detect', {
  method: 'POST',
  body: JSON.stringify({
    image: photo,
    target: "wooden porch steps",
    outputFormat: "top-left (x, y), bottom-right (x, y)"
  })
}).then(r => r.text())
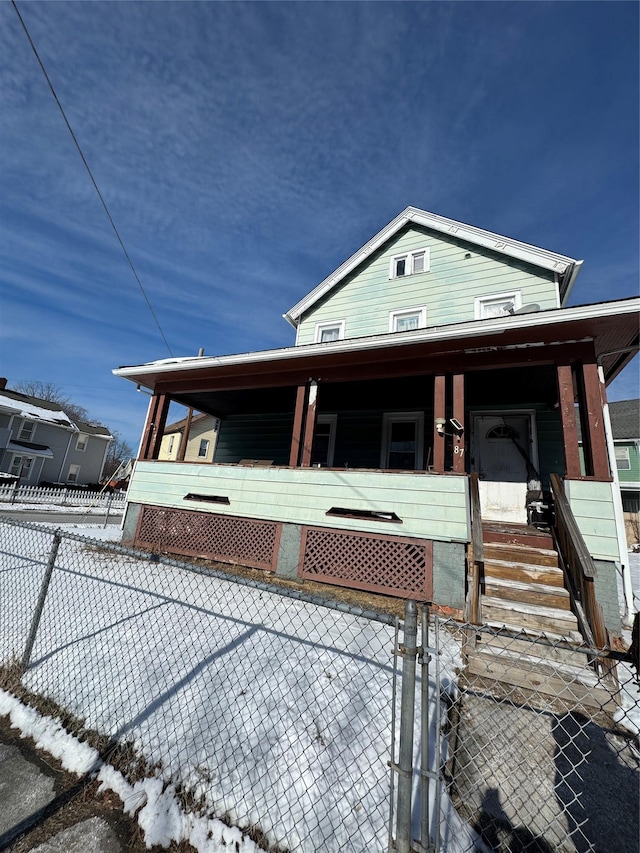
top-left (464, 522), bottom-right (618, 713)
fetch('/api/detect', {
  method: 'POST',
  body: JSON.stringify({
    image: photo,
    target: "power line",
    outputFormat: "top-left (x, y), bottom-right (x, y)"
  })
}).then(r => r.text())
top-left (11, 0), bottom-right (174, 357)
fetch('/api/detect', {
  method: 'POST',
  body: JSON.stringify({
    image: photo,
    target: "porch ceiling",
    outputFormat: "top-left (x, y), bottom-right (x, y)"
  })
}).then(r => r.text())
top-left (115, 298), bottom-right (639, 399)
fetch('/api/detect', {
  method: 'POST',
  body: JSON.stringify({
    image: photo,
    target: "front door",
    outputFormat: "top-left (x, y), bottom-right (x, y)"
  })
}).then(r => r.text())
top-left (471, 413), bottom-right (537, 523)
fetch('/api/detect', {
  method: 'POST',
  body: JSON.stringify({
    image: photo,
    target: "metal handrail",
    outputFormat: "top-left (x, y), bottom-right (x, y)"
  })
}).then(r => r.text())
top-left (467, 472), bottom-right (483, 624)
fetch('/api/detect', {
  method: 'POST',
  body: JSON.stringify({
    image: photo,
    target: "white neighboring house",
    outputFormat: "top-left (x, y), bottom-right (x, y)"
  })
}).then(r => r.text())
top-left (0, 380), bottom-right (113, 485)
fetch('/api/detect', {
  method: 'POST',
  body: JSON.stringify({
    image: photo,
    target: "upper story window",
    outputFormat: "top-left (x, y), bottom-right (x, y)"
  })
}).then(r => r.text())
top-left (314, 320), bottom-right (345, 343)
top-left (475, 291), bottom-right (522, 320)
top-left (389, 306), bottom-right (427, 333)
top-left (389, 248), bottom-right (430, 279)
top-left (615, 446), bottom-right (631, 471)
top-left (198, 438), bottom-right (210, 458)
top-left (18, 420), bottom-right (35, 442)
top-left (76, 433), bottom-right (88, 452)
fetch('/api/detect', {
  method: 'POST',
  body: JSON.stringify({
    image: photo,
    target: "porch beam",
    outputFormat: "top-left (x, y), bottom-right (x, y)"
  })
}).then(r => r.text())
top-left (300, 381), bottom-right (318, 468)
top-left (433, 375), bottom-right (446, 473)
top-left (452, 373), bottom-right (465, 474)
top-left (289, 384), bottom-right (307, 467)
top-left (581, 361), bottom-right (611, 481)
top-left (557, 365), bottom-right (581, 479)
top-left (138, 393), bottom-right (170, 461)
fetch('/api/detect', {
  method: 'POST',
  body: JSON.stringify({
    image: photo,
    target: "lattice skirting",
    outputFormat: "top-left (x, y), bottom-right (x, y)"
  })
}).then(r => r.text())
top-left (298, 526), bottom-right (433, 600)
top-left (134, 504), bottom-right (281, 571)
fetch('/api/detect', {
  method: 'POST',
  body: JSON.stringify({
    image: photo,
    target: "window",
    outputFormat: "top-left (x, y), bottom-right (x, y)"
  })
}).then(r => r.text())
top-left (67, 464), bottom-right (81, 483)
top-left (475, 291), bottom-right (522, 320)
top-left (615, 446), bottom-right (631, 471)
top-left (76, 433), bottom-right (88, 452)
top-left (389, 306), bottom-right (427, 333)
top-left (389, 248), bottom-right (430, 279)
top-left (381, 413), bottom-right (424, 470)
top-left (9, 455), bottom-right (33, 478)
top-left (311, 414), bottom-right (337, 467)
top-left (198, 438), bottom-right (210, 458)
top-left (18, 421), bottom-right (35, 442)
top-left (314, 320), bottom-right (345, 343)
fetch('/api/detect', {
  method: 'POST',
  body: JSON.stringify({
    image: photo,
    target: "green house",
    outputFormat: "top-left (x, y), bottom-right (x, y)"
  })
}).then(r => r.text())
top-left (114, 208), bottom-right (640, 639)
top-left (609, 399), bottom-right (640, 544)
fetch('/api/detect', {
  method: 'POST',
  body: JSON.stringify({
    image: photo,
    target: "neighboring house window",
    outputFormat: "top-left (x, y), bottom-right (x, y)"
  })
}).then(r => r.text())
top-left (615, 446), bottom-right (631, 471)
top-left (475, 291), bottom-right (522, 319)
top-left (311, 414), bottom-right (337, 467)
top-left (76, 433), bottom-right (88, 452)
top-left (389, 248), bottom-right (430, 279)
top-left (621, 491), bottom-right (640, 513)
top-left (314, 320), bottom-right (345, 343)
top-left (198, 439), bottom-right (209, 458)
top-left (18, 421), bottom-right (35, 441)
top-left (381, 413), bottom-right (424, 470)
top-left (168, 435), bottom-right (175, 455)
top-left (10, 455), bottom-right (33, 478)
top-left (67, 464), bottom-right (81, 483)
top-left (389, 307), bottom-right (427, 333)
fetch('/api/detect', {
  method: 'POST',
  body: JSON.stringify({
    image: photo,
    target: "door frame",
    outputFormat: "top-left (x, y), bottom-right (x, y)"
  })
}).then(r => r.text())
top-left (470, 409), bottom-right (540, 485)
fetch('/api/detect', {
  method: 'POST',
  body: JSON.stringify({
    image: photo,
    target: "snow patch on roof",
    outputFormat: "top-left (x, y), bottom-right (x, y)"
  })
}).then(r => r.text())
top-left (0, 392), bottom-right (76, 429)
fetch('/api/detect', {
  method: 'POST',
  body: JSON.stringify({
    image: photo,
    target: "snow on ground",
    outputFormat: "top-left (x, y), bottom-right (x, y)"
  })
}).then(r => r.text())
top-left (0, 523), bottom-right (475, 853)
top-left (0, 503), bottom-right (120, 514)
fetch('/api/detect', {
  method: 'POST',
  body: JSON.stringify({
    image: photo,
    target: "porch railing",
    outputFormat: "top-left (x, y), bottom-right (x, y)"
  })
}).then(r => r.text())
top-left (466, 472), bottom-right (483, 625)
top-left (549, 473), bottom-right (610, 652)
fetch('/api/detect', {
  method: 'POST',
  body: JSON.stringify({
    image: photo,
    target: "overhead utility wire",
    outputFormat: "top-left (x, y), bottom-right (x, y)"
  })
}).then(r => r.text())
top-left (12, 0), bottom-right (174, 357)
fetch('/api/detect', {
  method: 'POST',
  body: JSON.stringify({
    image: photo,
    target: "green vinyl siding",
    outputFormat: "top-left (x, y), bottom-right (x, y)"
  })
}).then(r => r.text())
top-left (616, 440), bottom-right (640, 484)
top-left (564, 479), bottom-right (621, 563)
top-left (215, 413), bottom-right (294, 465)
top-left (128, 461), bottom-right (470, 542)
top-left (296, 225), bottom-right (559, 344)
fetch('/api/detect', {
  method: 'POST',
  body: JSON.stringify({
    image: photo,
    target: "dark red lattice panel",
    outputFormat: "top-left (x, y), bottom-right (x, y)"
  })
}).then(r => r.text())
top-left (299, 526), bottom-right (432, 599)
top-left (135, 504), bottom-right (280, 571)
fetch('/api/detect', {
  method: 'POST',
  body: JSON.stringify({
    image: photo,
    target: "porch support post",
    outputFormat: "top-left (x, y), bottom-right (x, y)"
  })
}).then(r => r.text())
top-left (138, 393), bottom-right (170, 461)
top-left (432, 375), bottom-right (446, 474)
top-left (300, 381), bottom-right (318, 468)
top-left (557, 364), bottom-right (581, 478)
top-left (177, 408), bottom-right (193, 462)
top-left (581, 361), bottom-right (611, 480)
top-left (289, 384), bottom-right (307, 467)
top-left (452, 373), bottom-right (465, 474)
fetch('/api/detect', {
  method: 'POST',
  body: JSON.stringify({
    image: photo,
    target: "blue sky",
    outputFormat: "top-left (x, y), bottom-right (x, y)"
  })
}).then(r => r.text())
top-left (1, 1), bottom-right (638, 449)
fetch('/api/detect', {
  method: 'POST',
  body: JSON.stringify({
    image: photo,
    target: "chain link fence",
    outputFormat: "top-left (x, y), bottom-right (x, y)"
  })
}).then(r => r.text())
top-left (0, 515), bottom-right (638, 853)
top-left (0, 516), bottom-right (399, 852)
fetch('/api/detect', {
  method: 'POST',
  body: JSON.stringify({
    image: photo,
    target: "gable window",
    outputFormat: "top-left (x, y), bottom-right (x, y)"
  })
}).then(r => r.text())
top-left (615, 446), bottom-right (631, 471)
top-left (475, 291), bottom-right (522, 320)
top-left (18, 421), bottom-right (35, 442)
top-left (67, 464), bottom-right (81, 483)
top-left (198, 438), bottom-right (210, 458)
top-left (76, 433), bottom-right (88, 452)
top-left (389, 306), bottom-right (427, 333)
top-left (314, 320), bottom-right (345, 343)
top-left (311, 414), bottom-right (337, 467)
top-left (381, 413), bottom-right (424, 470)
top-left (390, 248), bottom-right (430, 279)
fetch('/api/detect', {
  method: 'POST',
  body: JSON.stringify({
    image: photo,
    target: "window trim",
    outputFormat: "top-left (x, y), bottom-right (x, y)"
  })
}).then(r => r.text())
top-left (67, 463), bottom-right (81, 483)
top-left (389, 306), bottom-right (427, 333)
top-left (474, 291), bottom-right (522, 320)
top-left (314, 320), bottom-right (346, 344)
top-left (615, 445), bottom-right (631, 471)
top-left (76, 433), bottom-right (88, 452)
top-left (312, 414), bottom-right (337, 467)
top-left (18, 420), bottom-right (35, 442)
top-left (9, 454), bottom-right (34, 478)
top-left (381, 412), bottom-right (424, 470)
top-left (198, 438), bottom-right (210, 459)
top-left (389, 247), bottom-right (430, 279)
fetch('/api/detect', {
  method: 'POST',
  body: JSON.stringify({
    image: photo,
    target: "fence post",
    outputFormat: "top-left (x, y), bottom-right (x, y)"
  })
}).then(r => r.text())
top-left (419, 603), bottom-right (438, 853)
top-left (395, 599), bottom-right (418, 853)
top-left (21, 531), bottom-right (62, 672)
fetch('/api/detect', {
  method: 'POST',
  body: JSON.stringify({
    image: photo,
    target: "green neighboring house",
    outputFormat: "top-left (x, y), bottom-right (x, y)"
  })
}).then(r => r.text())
top-left (609, 399), bottom-right (640, 544)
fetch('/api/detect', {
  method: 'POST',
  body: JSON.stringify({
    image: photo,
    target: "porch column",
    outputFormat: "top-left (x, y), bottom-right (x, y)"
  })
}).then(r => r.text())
top-left (300, 381), bottom-right (319, 468)
top-left (289, 385), bottom-right (307, 466)
top-left (432, 375), bottom-right (446, 474)
top-left (138, 393), bottom-right (170, 461)
top-left (557, 364), bottom-right (581, 478)
top-left (581, 362), bottom-right (611, 480)
top-left (177, 408), bottom-right (194, 462)
top-left (452, 373), bottom-right (465, 474)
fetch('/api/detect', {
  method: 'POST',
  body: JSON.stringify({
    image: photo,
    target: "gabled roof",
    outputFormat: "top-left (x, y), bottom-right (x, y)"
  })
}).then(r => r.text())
top-left (0, 390), bottom-right (75, 429)
top-left (75, 420), bottom-right (113, 439)
top-left (608, 399), bottom-right (640, 440)
top-left (283, 206), bottom-right (583, 328)
top-left (163, 412), bottom-right (210, 434)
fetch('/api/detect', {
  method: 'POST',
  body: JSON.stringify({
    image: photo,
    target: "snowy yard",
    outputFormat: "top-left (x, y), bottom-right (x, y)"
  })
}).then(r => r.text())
top-left (0, 520), bottom-right (473, 853)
